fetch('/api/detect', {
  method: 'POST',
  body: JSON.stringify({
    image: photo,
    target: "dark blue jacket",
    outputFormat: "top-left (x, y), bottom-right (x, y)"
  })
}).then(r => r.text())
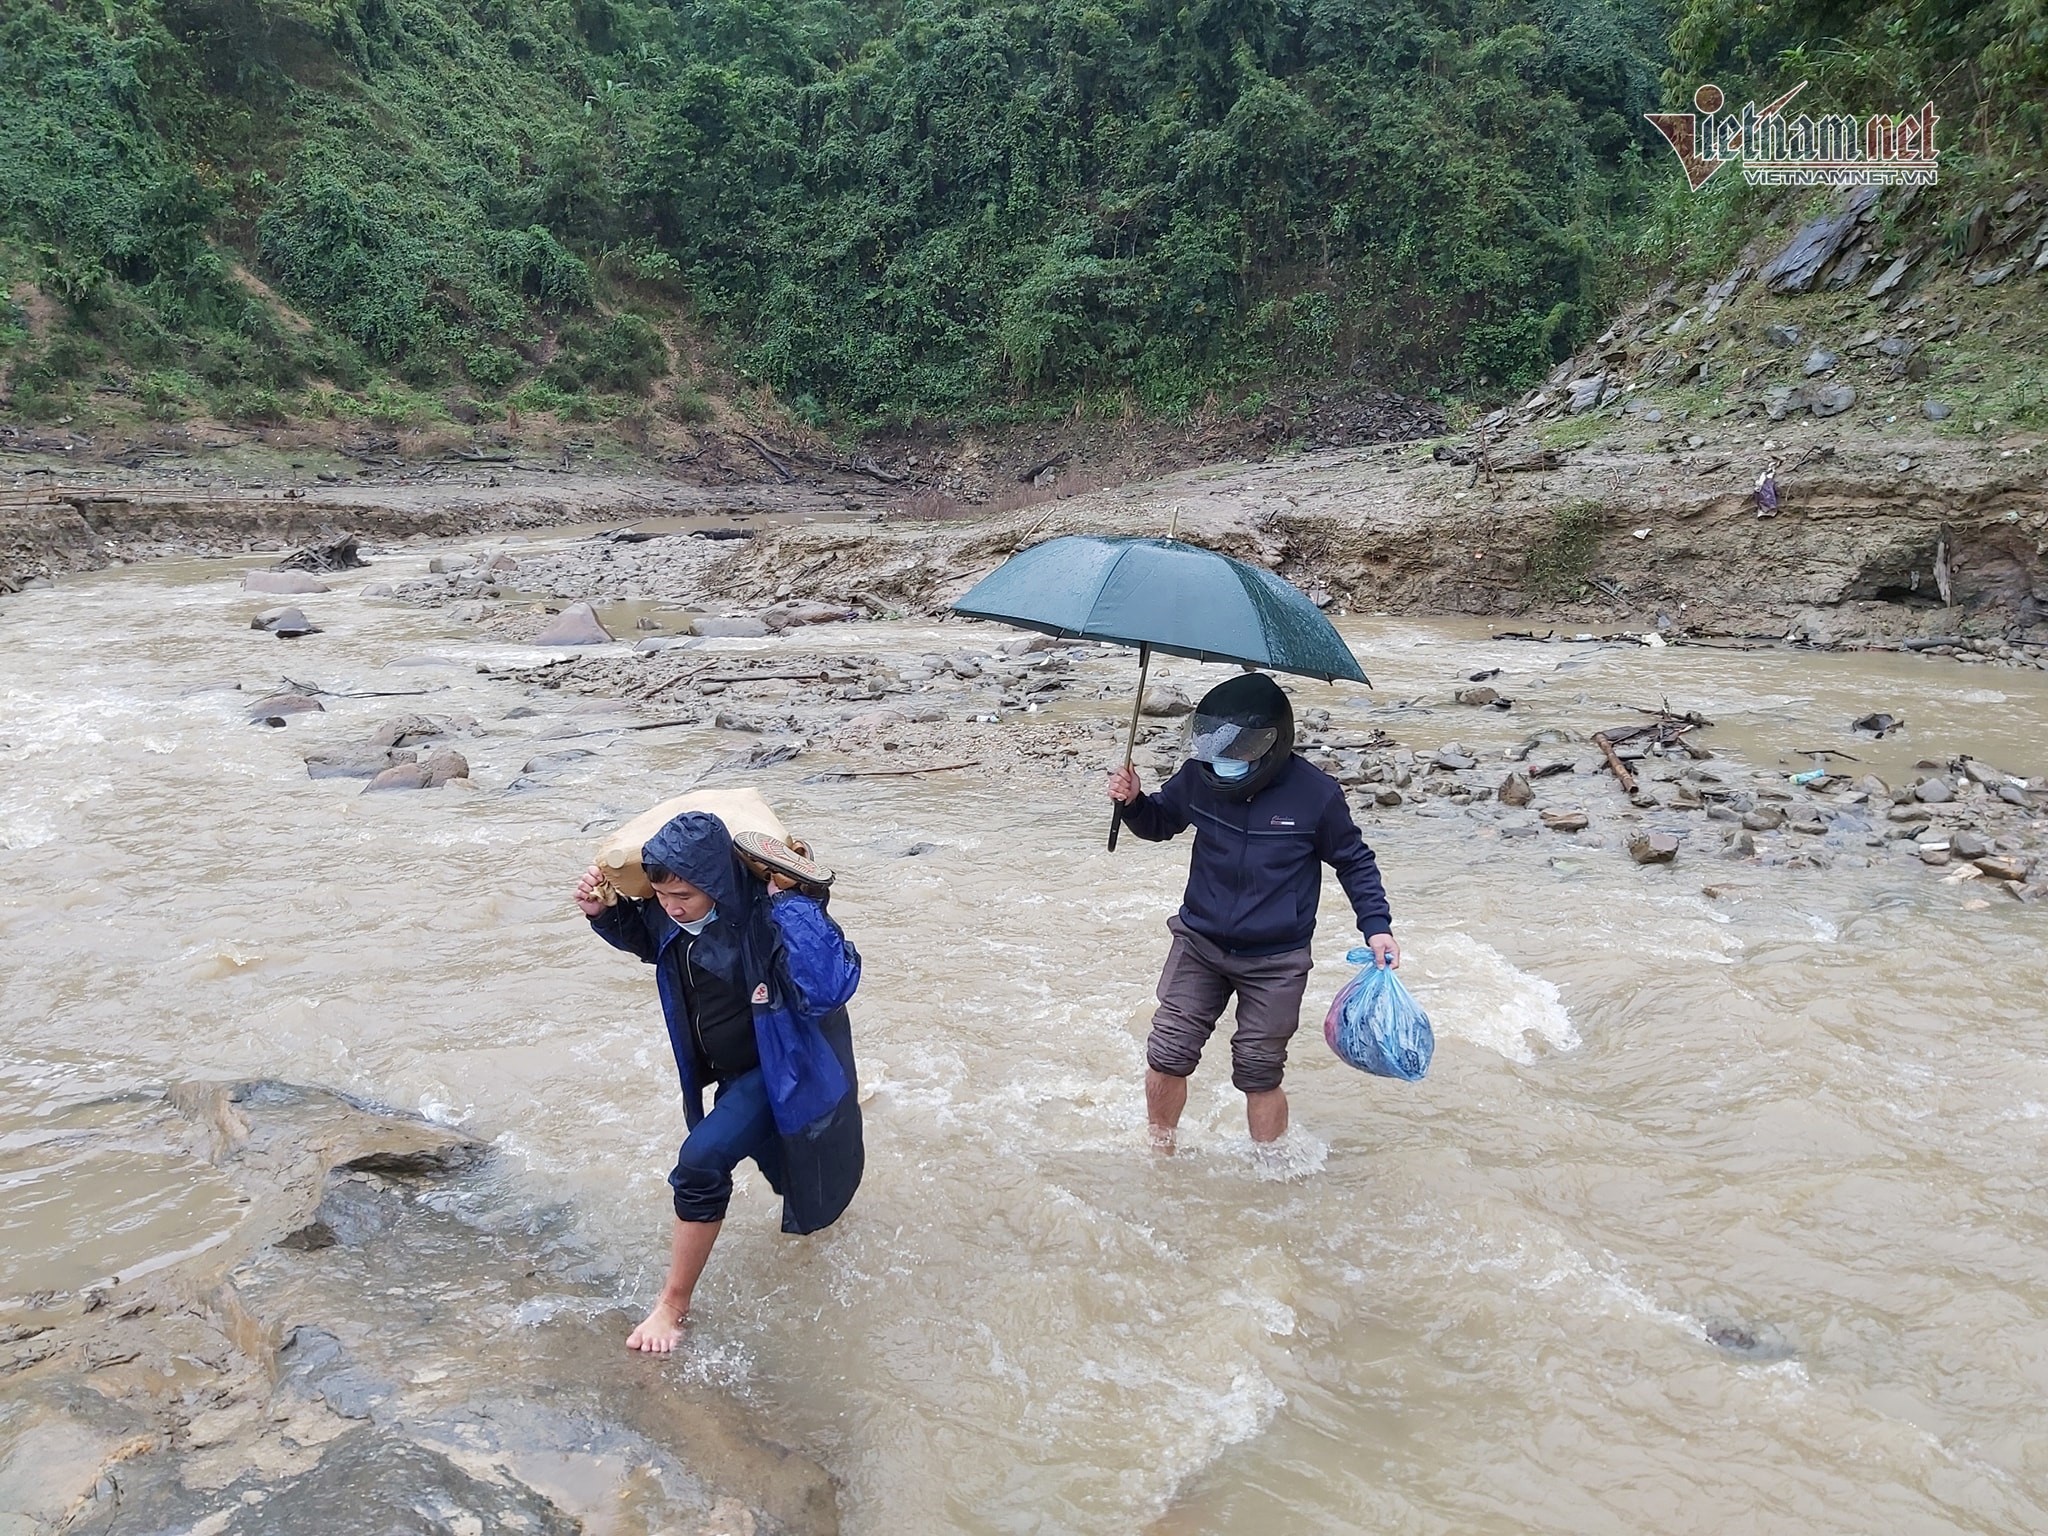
top-left (1120, 756), bottom-right (1393, 956)
top-left (589, 813), bottom-right (864, 1234)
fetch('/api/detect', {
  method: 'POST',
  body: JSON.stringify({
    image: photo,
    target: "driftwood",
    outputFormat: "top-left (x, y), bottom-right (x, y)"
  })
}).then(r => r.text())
top-left (847, 455), bottom-right (908, 484)
top-left (806, 760), bottom-right (980, 780)
top-left (1019, 450), bottom-right (1072, 483)
top-left (1591, 732), bottom-right (1638, 794)
top-left (740, 432), bottom-right (796, 484)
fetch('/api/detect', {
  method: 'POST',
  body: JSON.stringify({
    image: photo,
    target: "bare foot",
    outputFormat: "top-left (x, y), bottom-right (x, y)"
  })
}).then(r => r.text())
top-left (1147, 1124), bottom-right (1177, 1156)
top-left (626, 1300), bottom-right (686, 1353)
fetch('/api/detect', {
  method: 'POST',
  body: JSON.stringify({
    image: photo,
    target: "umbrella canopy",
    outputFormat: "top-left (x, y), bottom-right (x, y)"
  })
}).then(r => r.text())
top-left (951, 535), bottom-right (1369, 685)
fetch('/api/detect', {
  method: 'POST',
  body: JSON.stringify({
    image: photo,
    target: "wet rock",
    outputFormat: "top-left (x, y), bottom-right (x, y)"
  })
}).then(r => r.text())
top-left (1913, 776), bottom-right (1954, 804)
top-left (243, 570), bottom-right (331, 595)
top-left (1001, 634), bottom-right (1063, 657)
top-left (246, 693), bottom-right (324, 726)
top-left (482, 552), bottom-right (522, 577)
top-left (1809, 384), bottom-right (1858, 418)
top-left (305, 745), bottom-right (415, 780)
top-left (1373, 787), bottom-right (1403, 807)
top-left (1702, 1320), bottom-right (1795, 1362)
top-left (279, 1175), bottom-right (404, 1251)
top-left (1852, 712), bottom-right (1902, 737)
top-left (1741, 806), bottom-right (1785, 831)
top-left (1454, 685), bottom-right (1510, 707)
top-left (1788, 813), bottom-right (1828, 835)
top-left (359, 581), bottom-right (395, 598)
top-left (764, 601), bottom-right (861, 630)
top-left (692, 616), bottom-right (772, 639)
top-left (370, 714), bottom-right (458, 749)
top-left (363, 763), bottom-right (432, 792)
top-left (252, 605), bottom-right (320, 637)
top-left (1976, 854), bottom-right (2030, 882)
top-left (1998, 784), bottom-right (2031, 808)
top-left (274, 535), bottom-right (367, 572)
top-left (520, 749), bottom-right (597, 775)
top-left (1540, 809), bottom-right (1589, 833)
top-left (1141, 684), bottom-right (1193, 717)
top-left (1498, 772), bottom-right (1534, 807)
top-left (1918, 843), bottom-right (1951, 866)
top-left (1950, 829), bottom-right (1993, 859)
top-left (420, 748), bottom-right (469, 787)
top-left (1724, 829), bottom-right (1756, 857)
top-left (1959, 759), bottom-right (2011, 789)
top-left (1433, 748), bottom-right (1478, 771)
top-left (428, 554), bottom-right (475, 574)
top-left (1802, 347), bottom-right (1839, 376)
top-left (1628, 831), bottom-right (1681, 864)
top-left (532, 602), bottom-right (613, 646)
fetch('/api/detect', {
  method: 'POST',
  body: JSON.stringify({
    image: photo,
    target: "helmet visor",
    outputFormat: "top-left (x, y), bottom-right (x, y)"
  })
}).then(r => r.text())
top-left (1187, 714), bottom-right (1279, 764)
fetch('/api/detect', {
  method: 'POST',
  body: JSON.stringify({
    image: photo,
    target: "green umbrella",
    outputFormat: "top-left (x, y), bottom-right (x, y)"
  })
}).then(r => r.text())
top-left (951, 535), bottom-right (1370, 847)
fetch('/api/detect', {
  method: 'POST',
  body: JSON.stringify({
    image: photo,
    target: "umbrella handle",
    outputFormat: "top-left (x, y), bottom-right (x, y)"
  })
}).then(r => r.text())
top-left (1108, 643), bottom-right (1152, 852)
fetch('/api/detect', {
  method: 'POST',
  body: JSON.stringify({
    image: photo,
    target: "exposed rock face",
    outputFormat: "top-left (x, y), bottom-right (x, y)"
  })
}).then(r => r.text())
top-left (0, 1082), bottom-right (836, 1536)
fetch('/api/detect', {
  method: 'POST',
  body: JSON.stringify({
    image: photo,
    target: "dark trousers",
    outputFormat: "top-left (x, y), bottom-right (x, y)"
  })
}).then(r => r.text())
top-left (1145, 915), bottom-right (1313, 1093)
top-left (670, 1069), bottom-right (786, 1223)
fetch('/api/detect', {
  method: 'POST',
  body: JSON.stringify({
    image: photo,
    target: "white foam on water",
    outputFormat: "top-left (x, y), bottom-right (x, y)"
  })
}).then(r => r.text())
top-left (1411, 931), bottom-right (1580, 1063)
top-left (0, 792), bottom-right (56, 852)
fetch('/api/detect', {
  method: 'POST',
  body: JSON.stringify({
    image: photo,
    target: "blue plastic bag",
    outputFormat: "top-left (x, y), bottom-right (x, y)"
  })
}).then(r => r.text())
top-left (1323, 948), bottom-right (1434, 1081)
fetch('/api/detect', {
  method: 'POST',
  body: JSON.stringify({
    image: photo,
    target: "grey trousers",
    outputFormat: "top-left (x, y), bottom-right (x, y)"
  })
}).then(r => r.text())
top-left (1145, 915), bottom-right (1313, 1093)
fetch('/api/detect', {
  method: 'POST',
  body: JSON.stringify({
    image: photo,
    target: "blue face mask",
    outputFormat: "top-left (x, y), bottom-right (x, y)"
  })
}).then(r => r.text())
top-left (1211, 758), bottom-right (1252, 781)
top-left (676, 907), bottom-right (717, 935)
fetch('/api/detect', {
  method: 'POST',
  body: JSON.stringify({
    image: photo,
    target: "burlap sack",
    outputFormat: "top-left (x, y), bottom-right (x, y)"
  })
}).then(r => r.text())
top-left (594, 788), bottom-right (789, 900)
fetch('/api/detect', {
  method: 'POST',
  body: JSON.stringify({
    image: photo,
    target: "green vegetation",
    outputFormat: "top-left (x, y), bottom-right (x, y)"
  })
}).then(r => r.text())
top-left (0, 0), bottom-right (2041, 433)
top-left (1525, 499), bottom-right (1603, 598)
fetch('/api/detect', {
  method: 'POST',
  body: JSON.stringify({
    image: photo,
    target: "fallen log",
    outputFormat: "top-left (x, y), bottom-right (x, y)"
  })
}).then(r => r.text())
top-left (1591, 731), bottom-right (1638, 794)
top-left (740, 432), bottom-right (796, 484)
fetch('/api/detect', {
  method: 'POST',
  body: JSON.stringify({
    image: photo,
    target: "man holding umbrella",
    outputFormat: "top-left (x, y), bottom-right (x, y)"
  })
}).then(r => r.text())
top-left (1108, 672), bottom-right (1398, 1151)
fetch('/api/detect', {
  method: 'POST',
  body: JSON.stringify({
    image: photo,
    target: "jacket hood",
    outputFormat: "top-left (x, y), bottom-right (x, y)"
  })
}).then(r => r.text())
top-left (640, 811), bottom-right (769, 987)
top-left (642, 811), bottom-right (743, 910)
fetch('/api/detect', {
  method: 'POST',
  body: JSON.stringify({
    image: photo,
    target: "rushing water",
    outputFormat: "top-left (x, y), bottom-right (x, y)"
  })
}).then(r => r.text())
top-left (4, 539), bottom-right (2048, 1534)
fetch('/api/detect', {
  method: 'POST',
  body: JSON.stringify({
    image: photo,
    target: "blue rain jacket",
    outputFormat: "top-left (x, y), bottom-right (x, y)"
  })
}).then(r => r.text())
top-left (589, 812), bottom-right (864, 1234)
top-left (1119, 755), bottom-right (1393, 956)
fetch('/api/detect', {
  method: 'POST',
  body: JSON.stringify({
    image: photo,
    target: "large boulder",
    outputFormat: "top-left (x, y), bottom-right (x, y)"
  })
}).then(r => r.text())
top-left (531, 602), bottom-right (614, 646)
top-left (244, 570), bottom-right (331, 595)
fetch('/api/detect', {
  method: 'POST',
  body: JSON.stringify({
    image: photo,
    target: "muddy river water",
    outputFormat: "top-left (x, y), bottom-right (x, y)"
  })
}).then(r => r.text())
top-left (5, 534), bottom-right (2048, 1534)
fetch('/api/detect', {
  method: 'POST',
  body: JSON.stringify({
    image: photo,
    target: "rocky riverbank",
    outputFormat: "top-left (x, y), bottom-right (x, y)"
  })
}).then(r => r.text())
top-left (0, 1081), bottom-right (837, 1535)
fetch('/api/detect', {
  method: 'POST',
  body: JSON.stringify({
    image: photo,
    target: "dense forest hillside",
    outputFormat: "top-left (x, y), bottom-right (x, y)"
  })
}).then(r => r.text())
top-left (0, 0), bottom-right (2042, 436)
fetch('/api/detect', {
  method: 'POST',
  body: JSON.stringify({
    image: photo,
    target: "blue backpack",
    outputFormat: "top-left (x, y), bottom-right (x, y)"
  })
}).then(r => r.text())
top-left (1323, 949), bottom-right (1434, 1081)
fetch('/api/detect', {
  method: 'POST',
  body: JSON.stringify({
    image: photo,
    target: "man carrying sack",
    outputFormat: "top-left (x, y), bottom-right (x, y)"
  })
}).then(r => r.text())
top-left (577, 812), bottom-right (861, 1352)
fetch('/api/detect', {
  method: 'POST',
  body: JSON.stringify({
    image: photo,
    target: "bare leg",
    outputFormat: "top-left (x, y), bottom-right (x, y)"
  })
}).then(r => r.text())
top-left (1146, 1068), bottom-right (1189, 1154)
top-left (626, 1217), bottom-right (721, 1353)
top-left (1245, 1087), bottom-right (1289, 1144)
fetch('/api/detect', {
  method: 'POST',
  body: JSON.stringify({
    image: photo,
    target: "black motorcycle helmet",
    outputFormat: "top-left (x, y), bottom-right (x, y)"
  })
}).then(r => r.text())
top-left (1188, 672), bottom-right (1294, 800)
